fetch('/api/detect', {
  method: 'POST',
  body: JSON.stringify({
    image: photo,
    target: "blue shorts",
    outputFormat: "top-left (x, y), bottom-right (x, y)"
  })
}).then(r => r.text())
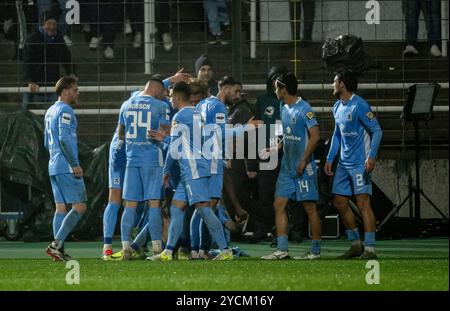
top-left (275, 170), bottom-right (319, 202)
top-left (122, 166), bottom-right (162, 201)
top-left (108, 164), bottom-right (125, 189)
top-left (332, 164), bottom-right (372, 196)
top-left (216, 204), bottom-right (231, 225)
top-left (209, 174), bottom-right (223, 199)
top-left (50, 174), bottom-right (87, 204)
top-left (172, 177), bottom-right (210, 206)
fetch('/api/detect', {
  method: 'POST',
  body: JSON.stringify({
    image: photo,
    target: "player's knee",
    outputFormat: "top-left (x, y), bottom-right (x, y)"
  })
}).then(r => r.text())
top-left (355, 195), bottom-right (371, 208)
top-left (334, 198), bottom-right (348, 210)
top-left (108, 189), bottom-right (121, 204)
top-left (304, 205), bottom-right (318, 218)
top-left (55, 204), bottom-right (67, 213)
top-left (73, 203), bottom-right (87, 215)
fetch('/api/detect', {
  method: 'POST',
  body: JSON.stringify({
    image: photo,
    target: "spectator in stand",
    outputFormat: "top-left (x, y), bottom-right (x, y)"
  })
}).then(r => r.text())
top-left (203, 0), bottom-right (231, 45)
top-left (36, 0), bottom-right (72, 46)
top-left (403, 0), bottom-right (442, 57)
top-left (156, 0), bottom-right (173, 52)
top-left (84, 0), bottom-right (122, 59)
top-left (22, 10), bottom-right (75, 110)
top-left (195, 54), bottom-right (218, 96)
top-left (290, 0), bottom-right (315, 47)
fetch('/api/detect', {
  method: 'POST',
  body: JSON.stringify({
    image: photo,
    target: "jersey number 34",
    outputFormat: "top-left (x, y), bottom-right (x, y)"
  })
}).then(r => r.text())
top-left (126, 111), bottom-right (152, 139)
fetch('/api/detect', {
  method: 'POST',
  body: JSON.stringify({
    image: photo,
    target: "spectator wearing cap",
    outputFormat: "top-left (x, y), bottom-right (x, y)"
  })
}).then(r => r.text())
top-left (195, 54), bottom-right (218, 96)
top-left (22, 10), bottom-right (75, 111)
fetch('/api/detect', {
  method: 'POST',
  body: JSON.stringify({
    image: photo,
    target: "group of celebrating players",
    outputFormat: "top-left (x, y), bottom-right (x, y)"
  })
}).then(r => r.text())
top-left (43, 65), bottom-right (382, 262)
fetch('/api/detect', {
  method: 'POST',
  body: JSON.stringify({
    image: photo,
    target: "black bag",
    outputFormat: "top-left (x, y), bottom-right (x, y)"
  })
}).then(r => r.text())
top-left (322, 34), bottom-right (370, 75)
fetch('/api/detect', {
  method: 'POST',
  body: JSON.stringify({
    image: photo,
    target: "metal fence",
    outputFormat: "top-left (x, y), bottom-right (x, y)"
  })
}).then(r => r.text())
top-left (0, 0), bottom-right (448, 149)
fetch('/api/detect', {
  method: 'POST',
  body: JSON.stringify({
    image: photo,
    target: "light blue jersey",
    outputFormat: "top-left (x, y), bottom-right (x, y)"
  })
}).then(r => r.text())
top-left (163, 106), bottom-right (210, 182)
top-left (44, 101), bottom-right (80, 176)
top-left (326, 94), bottom-right (382, 167)
top-left (280, 98), bottom-right (318, 177)
top-left (109, 129), bottom-right (127, 168)
top-left (196, 96), bottom-right (227, 175)
top-left (118, 93), bottom-right (170, 167)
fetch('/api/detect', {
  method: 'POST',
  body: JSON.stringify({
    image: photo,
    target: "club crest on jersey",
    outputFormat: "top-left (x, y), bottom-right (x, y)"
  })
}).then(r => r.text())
top-left (286, 126), bottom-right (292, 134)
top-left (306, 111), bottom-right (315, 120)
top-left (216, 113), bottom-right (226, 124)
top-left (61, 112), bottom-right (71, 125)
top-left (366, 111), bottom-right (375, 120)
top-left (347, 113), bottom-right (352, 121)
top-left (264, 106), bottom-right (275, 116)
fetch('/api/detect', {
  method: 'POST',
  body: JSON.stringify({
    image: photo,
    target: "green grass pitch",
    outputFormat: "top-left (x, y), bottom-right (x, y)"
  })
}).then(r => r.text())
top-left (0, 239), bottom-right (447, 290)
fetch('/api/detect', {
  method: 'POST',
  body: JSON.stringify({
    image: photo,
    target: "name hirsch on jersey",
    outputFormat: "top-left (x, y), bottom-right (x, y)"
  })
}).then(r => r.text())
top-left (128, 103), bottom-right (151, 110)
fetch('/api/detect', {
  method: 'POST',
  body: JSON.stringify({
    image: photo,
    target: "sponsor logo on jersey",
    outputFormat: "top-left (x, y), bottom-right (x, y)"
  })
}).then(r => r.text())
top-left (216, 113), bottom-right (226, 124)
top-left (264, 106), bottom-right (275, 116)
top-left (347, 113), bottom-right (352, 121)
top-left (61, 112), bottom-right (72, 125)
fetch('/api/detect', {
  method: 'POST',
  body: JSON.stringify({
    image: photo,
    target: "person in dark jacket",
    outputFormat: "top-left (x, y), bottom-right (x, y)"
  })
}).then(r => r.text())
top-left (195, 54), bottom-right (219, 96)
top-left (22, 10), bottom-right (75, 111)
top-left (250, 65), bottom-right (288, 242)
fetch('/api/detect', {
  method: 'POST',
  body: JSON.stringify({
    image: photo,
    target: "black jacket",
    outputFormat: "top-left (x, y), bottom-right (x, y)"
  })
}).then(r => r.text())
top-left (227, 99), bottom-right (258, 172)
top-left (24, 30), bottom-right (75, 86)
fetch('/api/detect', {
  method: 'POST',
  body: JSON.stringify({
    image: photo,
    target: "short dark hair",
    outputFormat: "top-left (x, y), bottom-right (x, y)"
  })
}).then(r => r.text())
top-left (148, 74), bottom-right (164, 87)
top-left (336, 71), bottom-right (358, 92)
top-left (55, 76), bottom-right (78, 96)
top-left (276, 72), bottom-right (298, 96)
top-left (218, 76), bottom-right (240, 90)
top-left (172, 82), bottom-right (191, 100)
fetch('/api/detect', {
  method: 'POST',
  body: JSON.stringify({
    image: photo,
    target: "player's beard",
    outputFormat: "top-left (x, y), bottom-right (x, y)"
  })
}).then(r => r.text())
top-left (224, 95), bottom-right (234, 107)
top-left (333, 89), bottom-right (341, 99)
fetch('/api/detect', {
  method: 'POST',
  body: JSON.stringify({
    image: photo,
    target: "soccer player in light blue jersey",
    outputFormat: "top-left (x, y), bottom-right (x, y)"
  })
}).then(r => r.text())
top-left (261, 73), bottom-right (323, 260)
top-left (101, 91), bottom-right (139, 260)
top-left (116, 76), bottom-right (170, 260)
top-left (324, 71), bottom-right (382, 260)
top-left (149, 82), bottom-right (233, 261)
top-left (106, 71), bottom-right (191, 261)
top-left (44, 76), bottom-right (87, 261)
top-left (191, 76), bottom-right (241, 259)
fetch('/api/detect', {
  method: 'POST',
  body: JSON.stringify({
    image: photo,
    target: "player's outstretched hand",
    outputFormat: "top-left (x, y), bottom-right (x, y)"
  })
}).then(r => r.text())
top-left (148, 129), bottom-right (165, 142)
top-left (72, 166), bottom-right (83, 178)
top-left (324, 161), bottom-right (334, 176)
top-left (28, 83), bottom-right (40, 93)
top-left (246, 116), bottom-right (264, 130)
top-left (169, 68), bottom-right (192, 85)
top-left (365, 157), bottom-right (376, 173)
top-left (258, 147), bottom-right (272, 160)
top-left (247, 171), bottom-right (257, 179)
